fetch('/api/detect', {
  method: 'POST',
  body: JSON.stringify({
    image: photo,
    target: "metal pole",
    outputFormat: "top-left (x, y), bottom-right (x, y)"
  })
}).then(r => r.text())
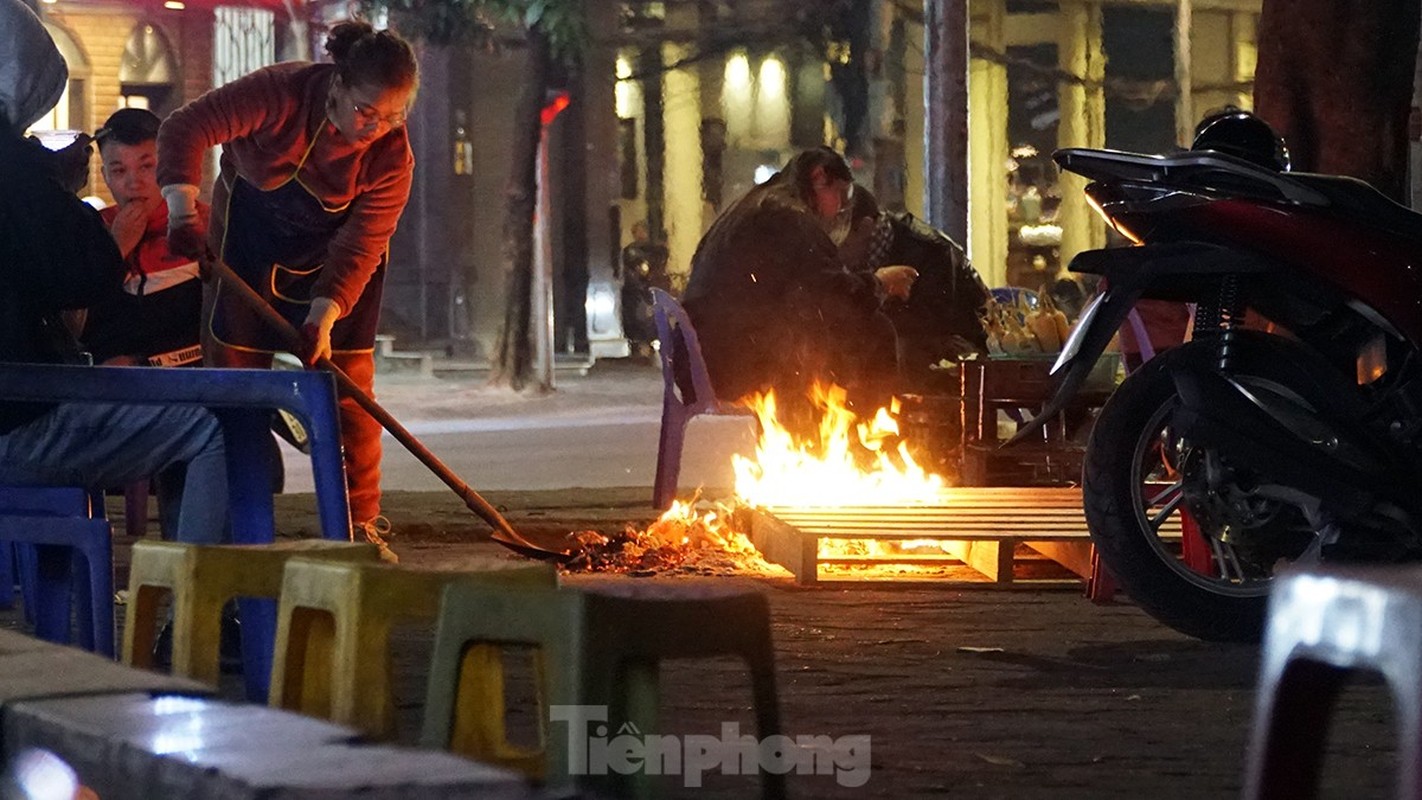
top-left (1175, 0), bottom-right (1194, 147)
top-left (533, 128), bottom-right (555, 389)
top-left (923, 0), bottom-right (970, 245)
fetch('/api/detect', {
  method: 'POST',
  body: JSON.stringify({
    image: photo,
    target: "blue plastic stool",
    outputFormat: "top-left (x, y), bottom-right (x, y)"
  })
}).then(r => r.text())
top-left (0, 365), bottom-right (351, 699)
top-left (0, 487), bottom-right (114, 656)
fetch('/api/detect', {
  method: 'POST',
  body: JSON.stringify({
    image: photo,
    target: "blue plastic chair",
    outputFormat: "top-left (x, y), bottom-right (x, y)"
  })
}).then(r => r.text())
top-left (649, 288), bottom-right (755, 509)
top-left (0, 364), bottom-right (351, 700)
top-left (0, 487), bottom-right (114, 655)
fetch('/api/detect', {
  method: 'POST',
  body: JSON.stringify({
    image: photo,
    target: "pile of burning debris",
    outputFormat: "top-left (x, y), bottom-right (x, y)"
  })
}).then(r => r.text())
top-left (561, 382), bottom-right (955, 578)
top-left (560, 495), bottom-right (788, 577)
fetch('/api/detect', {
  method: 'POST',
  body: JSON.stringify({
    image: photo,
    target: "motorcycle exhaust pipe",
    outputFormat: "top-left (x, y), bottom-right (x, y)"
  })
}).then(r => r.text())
top-left (1170, 364), bottom-right (1415, 522)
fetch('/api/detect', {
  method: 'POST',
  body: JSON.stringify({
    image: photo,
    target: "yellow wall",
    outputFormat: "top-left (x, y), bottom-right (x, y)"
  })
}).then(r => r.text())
top-left (1056, 0), bottom-right (1107, 267)
top-left (662, 41), bottom-right (703, 290)
top-left (969, 0), bottom-right (1009, 287)
top-left (44, 2), bottom-right (213, 203)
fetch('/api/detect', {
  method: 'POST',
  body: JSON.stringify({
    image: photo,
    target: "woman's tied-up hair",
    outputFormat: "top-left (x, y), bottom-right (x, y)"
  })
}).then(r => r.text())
top-left (325, 20), bottom-right (419, 95)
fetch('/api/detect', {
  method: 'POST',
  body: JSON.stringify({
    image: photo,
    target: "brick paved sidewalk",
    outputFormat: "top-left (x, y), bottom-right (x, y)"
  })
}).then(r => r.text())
top-left (4, 487), bottom-right (1394, 799)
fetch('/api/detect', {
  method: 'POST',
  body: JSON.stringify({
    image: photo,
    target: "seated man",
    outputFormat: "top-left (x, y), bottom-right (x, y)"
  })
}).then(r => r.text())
top-left (840, 188), bottom-right (991, 390)
top-left (80, 108), bottom-right (206, 367)
top-left (0, 0), bottom-right (228, 545)
top-left (682, 147), bottom-right (915, 435)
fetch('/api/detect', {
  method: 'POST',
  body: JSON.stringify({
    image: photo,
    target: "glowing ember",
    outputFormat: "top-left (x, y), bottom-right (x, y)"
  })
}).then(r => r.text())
top-left (733, 383), bottom-right (949, 508)
top-left (563, 497), bottom-right (789, 576)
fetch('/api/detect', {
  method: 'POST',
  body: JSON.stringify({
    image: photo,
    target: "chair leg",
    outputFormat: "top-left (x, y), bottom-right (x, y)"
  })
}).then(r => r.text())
top-left (15, 544), bottom-right (37, 626)
top-left (71, 527), bottom-right (114, 657)
top-left (237, 597), bottom-right (277, 703)
top-left (31, 544), bottom-right (73, 646)
top-left (0, 543), bottom-right (14, 610)
top-left (1246, 658), bottom-right (1345, 800)
top-left (124, 480), bottom-right (149, 538)
top-left (652, 408), bottom-right (689, 509)
top-left (124, 584), bottom-right (167, 669)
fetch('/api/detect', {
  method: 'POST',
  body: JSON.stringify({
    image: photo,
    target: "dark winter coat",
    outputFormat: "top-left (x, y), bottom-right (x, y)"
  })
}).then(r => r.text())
top-left (682, 178), bottom-right (892, 411)
top-left (0, 128), bottom-right (125, 432)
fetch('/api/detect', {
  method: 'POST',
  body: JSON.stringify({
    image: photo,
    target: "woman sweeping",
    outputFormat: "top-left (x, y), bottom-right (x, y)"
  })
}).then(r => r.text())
top-left (158, 20), bottom-right (417, 554)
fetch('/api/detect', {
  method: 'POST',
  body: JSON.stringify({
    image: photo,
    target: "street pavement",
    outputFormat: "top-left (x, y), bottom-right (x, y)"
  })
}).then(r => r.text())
top-left (280, 357), bottom-right (758, 494)
top-left (2, 357), bottom-right (1396, 798)
top-left (267, 353), bottom-right (1394, 799)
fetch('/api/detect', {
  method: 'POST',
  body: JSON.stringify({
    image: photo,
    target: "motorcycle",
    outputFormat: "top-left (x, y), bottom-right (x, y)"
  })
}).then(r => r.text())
top-left (1020, 115), bottom-right (1422, 641)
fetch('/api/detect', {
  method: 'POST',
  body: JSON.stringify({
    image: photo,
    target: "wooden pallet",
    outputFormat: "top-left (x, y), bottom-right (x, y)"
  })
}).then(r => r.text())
top-left (743, 486), bottom-right (1182, 586)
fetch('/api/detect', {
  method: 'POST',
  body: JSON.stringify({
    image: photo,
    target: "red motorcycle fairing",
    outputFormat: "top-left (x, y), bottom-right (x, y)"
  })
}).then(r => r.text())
top-left (1159, 199), bottom-right (1422, 345)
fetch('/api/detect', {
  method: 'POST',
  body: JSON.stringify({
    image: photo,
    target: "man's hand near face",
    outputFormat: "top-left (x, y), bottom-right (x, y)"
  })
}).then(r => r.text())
top-left (107, 194), bottom-right (161, 257)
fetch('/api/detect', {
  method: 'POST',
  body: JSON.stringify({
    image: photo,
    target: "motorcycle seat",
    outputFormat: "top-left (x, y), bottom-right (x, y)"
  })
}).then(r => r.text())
top-left (1289, 172), bottom-right (1422, 243)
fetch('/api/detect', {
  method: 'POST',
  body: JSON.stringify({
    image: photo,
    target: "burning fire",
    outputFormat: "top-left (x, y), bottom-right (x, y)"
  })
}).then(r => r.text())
top-left (567, 383), bottom-right (957, 578)
top-left (563, 496), bottom-right (788, 576)
top-left (733, 383), bottom-right (949, 508)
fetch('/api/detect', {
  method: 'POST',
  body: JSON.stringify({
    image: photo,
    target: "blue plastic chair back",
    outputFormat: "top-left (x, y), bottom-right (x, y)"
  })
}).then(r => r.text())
top-left (649, 289), bottom-right (753, 508)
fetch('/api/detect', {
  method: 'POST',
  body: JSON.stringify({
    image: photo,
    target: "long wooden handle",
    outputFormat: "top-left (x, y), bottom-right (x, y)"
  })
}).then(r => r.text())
top-left (207, 258), bottom-right (566, 560)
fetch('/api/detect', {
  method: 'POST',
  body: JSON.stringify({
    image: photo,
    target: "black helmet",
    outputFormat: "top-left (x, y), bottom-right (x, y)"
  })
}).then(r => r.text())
top-left (1191, 106), bottom-right (1291, 172)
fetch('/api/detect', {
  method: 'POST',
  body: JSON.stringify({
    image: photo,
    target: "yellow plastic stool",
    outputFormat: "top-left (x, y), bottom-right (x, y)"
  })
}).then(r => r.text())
top-left (419, 582), bottom-right (784, 800)
top-left (269, 557), bottom-right (557, 740)
top-left (122, 539), bottom-right (380, 685)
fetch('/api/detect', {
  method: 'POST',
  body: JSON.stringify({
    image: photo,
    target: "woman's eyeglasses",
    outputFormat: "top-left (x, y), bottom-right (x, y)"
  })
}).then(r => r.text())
top-left (352, 102), bottom-right (407, 128)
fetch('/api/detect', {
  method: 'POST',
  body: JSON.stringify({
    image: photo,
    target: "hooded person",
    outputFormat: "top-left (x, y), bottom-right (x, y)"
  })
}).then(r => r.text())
top-left (0, 0), bottom-right (230, 545)
top-left (682, 147), bottom-right (915, 436)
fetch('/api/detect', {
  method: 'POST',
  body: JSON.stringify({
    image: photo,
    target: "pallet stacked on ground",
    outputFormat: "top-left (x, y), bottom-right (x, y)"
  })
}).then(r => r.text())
top-left (743, 486), bottom-right (1182, 586)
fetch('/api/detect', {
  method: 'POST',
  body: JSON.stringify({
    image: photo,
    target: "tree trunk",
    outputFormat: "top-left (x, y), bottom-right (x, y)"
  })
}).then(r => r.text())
top-left (639, 46), bottom-right (666, 241)
top-left (488, 27), bottom-right (552, 391)
top-left (1254, 0), bottom-right (1421, 201)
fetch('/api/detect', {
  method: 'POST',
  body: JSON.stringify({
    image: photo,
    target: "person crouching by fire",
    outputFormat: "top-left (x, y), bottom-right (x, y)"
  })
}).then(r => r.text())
top-left (837, 186), bottom-right (990, 391)
top-left (682, 147), bottom-right (917, 438)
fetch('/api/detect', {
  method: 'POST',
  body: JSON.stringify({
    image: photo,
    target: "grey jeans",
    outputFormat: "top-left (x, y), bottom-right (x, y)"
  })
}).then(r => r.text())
top-left (0, 402), bottom-right (229, 544)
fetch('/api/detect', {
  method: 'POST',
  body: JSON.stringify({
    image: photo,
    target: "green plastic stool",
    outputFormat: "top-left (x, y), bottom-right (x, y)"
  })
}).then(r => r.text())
top-left (420, 582), bottom-right (784, 799)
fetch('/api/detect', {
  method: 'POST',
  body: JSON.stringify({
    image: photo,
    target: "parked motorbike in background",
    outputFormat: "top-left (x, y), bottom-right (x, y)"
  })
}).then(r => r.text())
top-left (1022, 109), bottom-right (1422, 641)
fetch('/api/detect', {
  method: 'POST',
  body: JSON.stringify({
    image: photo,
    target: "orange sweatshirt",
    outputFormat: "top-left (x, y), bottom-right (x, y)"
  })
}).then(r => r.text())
top-left (157, 61), bottom-right (413, 314)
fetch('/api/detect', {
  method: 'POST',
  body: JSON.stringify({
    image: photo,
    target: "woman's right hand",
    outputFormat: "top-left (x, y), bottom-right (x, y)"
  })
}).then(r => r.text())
top-left (874, 265), bottom-right (918, 301)
top-left (162, 183), bottom-right (207, 259)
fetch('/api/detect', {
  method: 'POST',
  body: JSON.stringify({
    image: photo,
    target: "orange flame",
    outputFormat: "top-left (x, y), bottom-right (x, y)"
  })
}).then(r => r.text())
top-left (733, 383), bottom-right (949, 508)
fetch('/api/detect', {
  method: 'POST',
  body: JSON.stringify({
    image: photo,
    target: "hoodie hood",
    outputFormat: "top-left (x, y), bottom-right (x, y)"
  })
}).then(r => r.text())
top-left (0, 0), bottom-right (67, 133)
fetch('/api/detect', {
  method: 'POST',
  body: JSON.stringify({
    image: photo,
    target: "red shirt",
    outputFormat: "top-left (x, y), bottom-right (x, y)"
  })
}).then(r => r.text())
top-left (100, 201), bottom-right (208, 293)
top-left (156, 61), bottom-right (414, 314)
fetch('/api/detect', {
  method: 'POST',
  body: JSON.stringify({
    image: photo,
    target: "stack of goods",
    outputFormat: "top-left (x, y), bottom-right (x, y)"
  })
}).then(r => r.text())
top-left (985, 292), bottom-right (1069, 355)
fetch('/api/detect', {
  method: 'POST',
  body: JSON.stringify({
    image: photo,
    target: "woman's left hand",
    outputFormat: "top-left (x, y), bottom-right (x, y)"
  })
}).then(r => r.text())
top-left (300, 297), bottom-right (342, 365)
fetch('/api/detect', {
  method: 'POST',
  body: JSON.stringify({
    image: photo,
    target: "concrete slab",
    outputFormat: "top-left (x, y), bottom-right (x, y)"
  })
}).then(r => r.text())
top-left (0, 630), bottom-right (208, 705)
top-left (6, 693), bottom-right (543, 800)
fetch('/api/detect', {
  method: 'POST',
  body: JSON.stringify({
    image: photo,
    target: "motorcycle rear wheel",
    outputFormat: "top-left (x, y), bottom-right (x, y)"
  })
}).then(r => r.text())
top-left (1083, 343), bottom-right (1306, 642)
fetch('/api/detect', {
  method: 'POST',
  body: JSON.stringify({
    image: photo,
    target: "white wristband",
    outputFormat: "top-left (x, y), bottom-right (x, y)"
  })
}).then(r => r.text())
top-left (161, 183), bottom-right (200, 224)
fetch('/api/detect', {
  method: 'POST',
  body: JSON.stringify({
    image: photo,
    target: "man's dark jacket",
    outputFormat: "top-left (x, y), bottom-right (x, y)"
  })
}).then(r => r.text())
top-left (0, 130), bottom-right (124, 432)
